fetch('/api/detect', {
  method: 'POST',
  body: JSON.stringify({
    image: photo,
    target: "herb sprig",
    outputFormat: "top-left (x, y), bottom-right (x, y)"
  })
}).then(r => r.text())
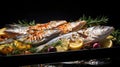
top-left (111, 29), bottom-right (120, 45)
top-left (79, 15), bottom-right (108, 27)
top-left (17, 20), bottom-right (36, 26)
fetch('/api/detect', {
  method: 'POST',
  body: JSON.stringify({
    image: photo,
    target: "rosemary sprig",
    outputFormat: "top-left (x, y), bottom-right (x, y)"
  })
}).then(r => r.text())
top-left (79, 15), bottom-right (108, 27)
top-left (111, 29), bottom-right (120, 45)
top-left (17, 20), bottom-right (36, 26)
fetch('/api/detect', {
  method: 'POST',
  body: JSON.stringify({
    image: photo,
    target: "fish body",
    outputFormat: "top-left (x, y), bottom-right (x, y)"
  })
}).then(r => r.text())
top-left (17, 30), bottom-right (61, 46)
top-left (0, 38), bottom-right (14, 44)
top-left (5, 24), bottom-right (23, 28)
top-left (36, 26), bottom-right (114, 52)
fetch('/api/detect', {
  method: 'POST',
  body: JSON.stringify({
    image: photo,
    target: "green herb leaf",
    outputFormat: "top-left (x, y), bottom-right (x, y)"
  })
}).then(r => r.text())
top-left (29, 47), bottom-right (37, 53)
top-left (111, 29), bottom-right (120, 45)
top-left (51, 40), bottom-right (62, 47)
top-left (79, 15), bottom-right (108, 27)
top-left (16, 20), bottom-right (36, 26)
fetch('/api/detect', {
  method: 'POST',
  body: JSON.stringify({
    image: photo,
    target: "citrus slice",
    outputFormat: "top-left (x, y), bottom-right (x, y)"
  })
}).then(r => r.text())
top-left (56, 45), bottom-right (68, 52)
top-left (106, 35), bottom-right (114, 39)
top-left (69, 39), bottom-right (83, 50)
top-left (0, 28), bottom-right (6, 35)
top-left (100, 39), bottom-right (113, 48)
top-left (55, 38), bottom-right (69, 52)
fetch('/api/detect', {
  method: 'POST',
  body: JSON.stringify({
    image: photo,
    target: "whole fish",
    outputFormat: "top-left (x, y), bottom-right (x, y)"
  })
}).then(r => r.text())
top-left (17, 30), bottom-right (61, 46)
top-left (77, 26), bottom-right (114, 43)
top-left (36, 26), bottom-right (114, 52)
top-left (4, 20), bottom-right (67, 35)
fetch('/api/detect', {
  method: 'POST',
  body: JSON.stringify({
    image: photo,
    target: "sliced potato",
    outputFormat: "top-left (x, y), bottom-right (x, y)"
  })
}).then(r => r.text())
top-left (0, 28), bottom-right (6, 35)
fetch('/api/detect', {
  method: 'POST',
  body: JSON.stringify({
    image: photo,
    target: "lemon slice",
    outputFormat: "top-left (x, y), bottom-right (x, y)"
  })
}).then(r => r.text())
top-left (0, 28), bottom-right (6, 35)
top-left (69, 39), bottom-right (83, 50)
top-left (56, 38), bottom-right (69, 52)
top-left (100, 39), bottom-right (113, 48)
top-left (56, 45), bottom-right (68, 52)
top-left (106, 35), bottom-right (114, 39)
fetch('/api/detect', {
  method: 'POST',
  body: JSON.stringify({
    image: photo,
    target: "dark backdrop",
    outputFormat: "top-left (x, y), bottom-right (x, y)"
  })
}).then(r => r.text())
top-left (0, 1), bottom-right (119, 27)
top-left (0, 1), bottom-right (120, 66)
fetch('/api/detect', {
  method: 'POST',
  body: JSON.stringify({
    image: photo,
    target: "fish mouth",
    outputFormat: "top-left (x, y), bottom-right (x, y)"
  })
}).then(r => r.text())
top-left (102, 26), bottom-right (114, 36)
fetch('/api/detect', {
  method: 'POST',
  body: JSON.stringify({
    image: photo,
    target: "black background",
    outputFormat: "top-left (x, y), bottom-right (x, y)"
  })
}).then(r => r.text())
top-left (0, 1), bottom-right (119, 24)
top-left (0, 1), bottom-right (120, 66)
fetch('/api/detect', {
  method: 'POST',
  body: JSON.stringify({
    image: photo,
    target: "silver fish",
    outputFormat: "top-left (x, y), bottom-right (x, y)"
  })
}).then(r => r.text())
top-left (17, 30), bottom-right (61, 46)
top-left (36, 26), bottom-right (114, 52)
top-left (5, 27), bottom-right (29, 34)
top-left (4, 20), bottom-right (67, 35)
top-left (0, 38), bottom-right (14, 44)
top-left (77, 26), bottom-right (114, 43)
top-left (5, 24), bottom-right (24, 28)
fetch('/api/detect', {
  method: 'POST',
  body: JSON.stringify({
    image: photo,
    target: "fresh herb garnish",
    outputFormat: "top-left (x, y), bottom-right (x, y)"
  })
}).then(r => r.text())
top-left (111, 29), bottom-right (120, 45)
top-left (28, 47), bottom-right (37, 53)
top-left (51, 40), bottom-right (62, 47)
top-left (79, 15), bottom-right (108, 27)
top-left (17, 20), bottom-right (36, 26)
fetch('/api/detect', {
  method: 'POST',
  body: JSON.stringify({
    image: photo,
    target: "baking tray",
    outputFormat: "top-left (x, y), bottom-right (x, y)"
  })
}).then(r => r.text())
top-left (0, 46), bottom-right (120, 66)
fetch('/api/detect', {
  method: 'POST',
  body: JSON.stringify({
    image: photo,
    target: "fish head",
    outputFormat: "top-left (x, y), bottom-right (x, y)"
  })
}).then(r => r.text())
top-left (86, 26), bottom-right (114, 40)
top-left (5, 27), bottom-right (28, 34)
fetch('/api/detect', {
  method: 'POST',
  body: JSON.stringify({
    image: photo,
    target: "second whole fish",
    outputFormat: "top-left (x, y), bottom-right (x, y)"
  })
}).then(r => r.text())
top-left (36, 26), bottom-right (114, 52)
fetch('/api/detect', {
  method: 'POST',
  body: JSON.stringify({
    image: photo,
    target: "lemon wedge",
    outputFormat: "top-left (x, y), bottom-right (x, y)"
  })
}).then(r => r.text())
top-left (100, 39), bottom-right (113, 48)
top-left (69, 39), bottom-right (83, 50)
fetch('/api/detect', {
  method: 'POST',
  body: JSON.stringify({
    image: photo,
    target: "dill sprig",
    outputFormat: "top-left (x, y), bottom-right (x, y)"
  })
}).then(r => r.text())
top-left (79, 15), bottom-right (108, 27)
